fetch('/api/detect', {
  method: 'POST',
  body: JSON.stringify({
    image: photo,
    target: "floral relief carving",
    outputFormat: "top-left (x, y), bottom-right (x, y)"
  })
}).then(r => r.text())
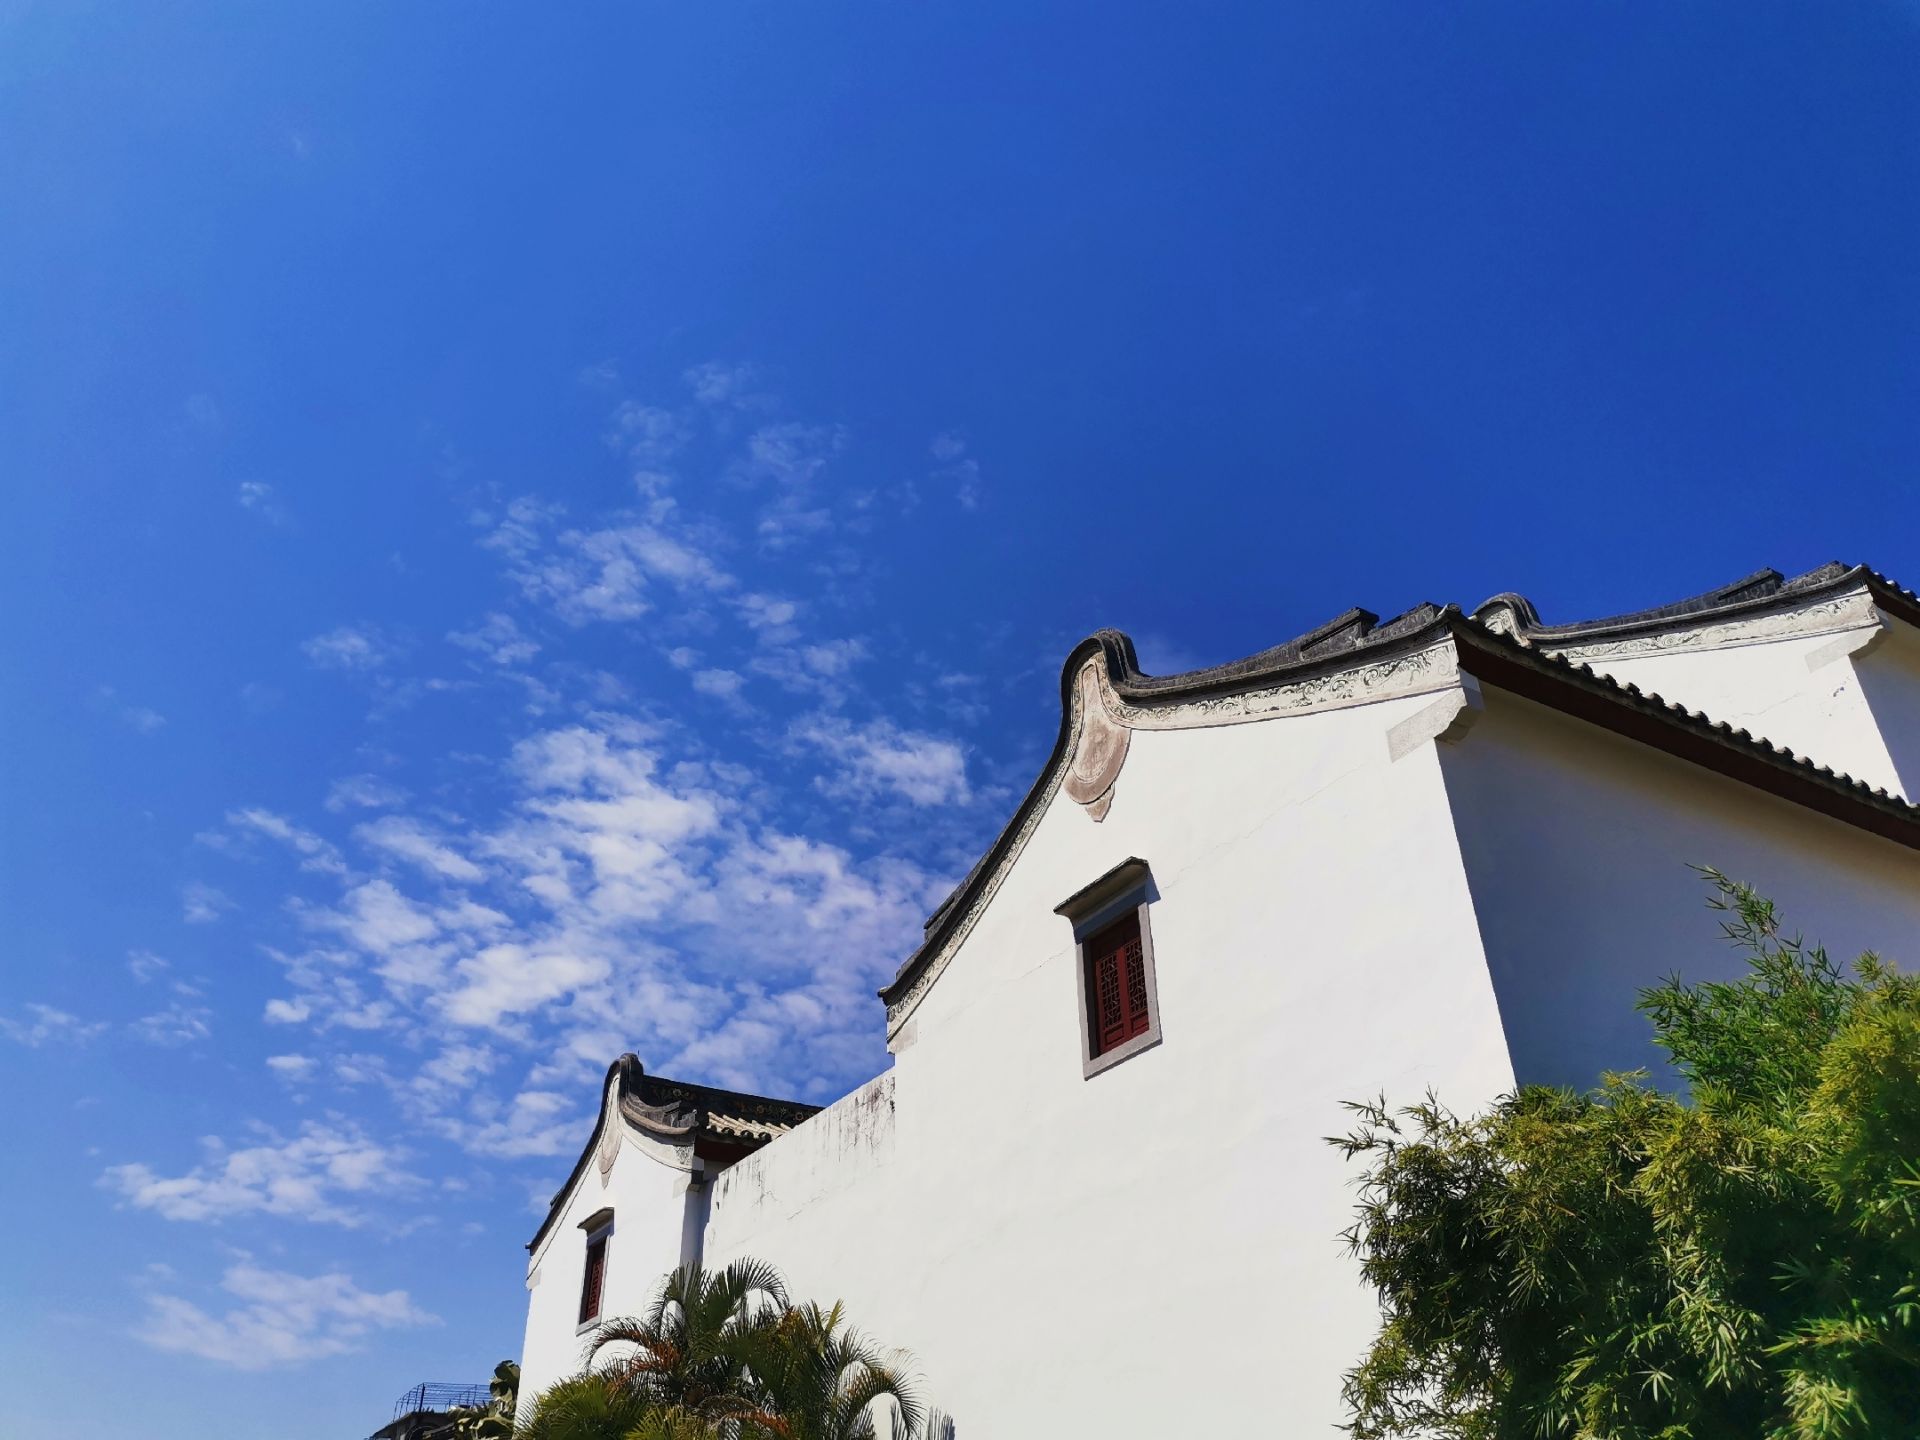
top-left (1543, 590), bottom-right (1879, 663)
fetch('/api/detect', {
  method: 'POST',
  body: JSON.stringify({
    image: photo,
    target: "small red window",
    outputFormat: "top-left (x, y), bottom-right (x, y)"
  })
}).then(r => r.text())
top-left (579, 1230), bottom-right (609, 1324)
top-left (1084, 909), bottom-right (1151, 1057)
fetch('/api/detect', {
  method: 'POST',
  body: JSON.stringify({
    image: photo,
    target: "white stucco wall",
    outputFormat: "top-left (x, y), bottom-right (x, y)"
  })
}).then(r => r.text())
top-left (519, 1125), bottom-right (698, 1412)
top-left (520, 640), bottom-right (1920, 1436)
top-left (1563, 625), bottom-right (1907, 798)
top-left (1440, 687), bottom-right (1920, 1090)
top-left (697, 687), bottom-right (1517, 1436)
top-left (1853, 623), bottom-right (1920, 799)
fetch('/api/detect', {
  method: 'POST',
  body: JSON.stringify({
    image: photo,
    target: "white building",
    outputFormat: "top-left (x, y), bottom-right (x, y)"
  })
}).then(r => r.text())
top-left (519, 562), bottom-right (1920, 1434)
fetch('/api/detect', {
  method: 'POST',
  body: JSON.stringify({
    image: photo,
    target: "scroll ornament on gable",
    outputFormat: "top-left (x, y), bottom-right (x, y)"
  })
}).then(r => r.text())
top-left (596, 1077), bottom-right (623, 1178)
top-left (1063, 658), bottom-right (1131, 822)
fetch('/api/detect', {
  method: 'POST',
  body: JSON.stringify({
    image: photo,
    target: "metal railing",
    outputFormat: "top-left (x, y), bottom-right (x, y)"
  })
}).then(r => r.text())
top-left (370, 1382), bottom-right (489, 1440)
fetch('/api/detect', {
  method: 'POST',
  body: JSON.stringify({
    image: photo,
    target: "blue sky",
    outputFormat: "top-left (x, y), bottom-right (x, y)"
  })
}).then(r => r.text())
top-left (3, 3), bottom-right (1918, 1436)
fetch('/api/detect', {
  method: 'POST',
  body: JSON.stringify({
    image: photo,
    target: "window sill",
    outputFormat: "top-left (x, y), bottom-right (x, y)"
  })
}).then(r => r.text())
top-left (576, 1317), bottom-right (603, 1336)
top-left (1083, 1026), bottom-right (1162, 1080)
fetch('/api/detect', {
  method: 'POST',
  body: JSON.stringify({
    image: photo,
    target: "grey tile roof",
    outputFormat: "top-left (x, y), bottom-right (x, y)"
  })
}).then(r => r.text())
top-left (527, 1055), bottom-right (819, 1252)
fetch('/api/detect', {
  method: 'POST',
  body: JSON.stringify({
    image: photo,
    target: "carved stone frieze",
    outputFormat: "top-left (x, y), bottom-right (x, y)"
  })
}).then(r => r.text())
top-left (1092, 639), bottom-right (1460, 731)
top-left (1544, 589), bottom-right (1880, 664)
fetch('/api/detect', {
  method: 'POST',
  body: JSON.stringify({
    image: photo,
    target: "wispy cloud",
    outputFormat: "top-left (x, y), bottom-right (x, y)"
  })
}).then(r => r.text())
top-left (102, 1121), bottom-right (416, 1226)
top-left (133, 1261), bottom-right (436, 1370)
top-left (324, 775), bottom-right (408, 813)
top-left (302, 626), bottom-right (398, 672)
top-left (181, 882), bottom-right (234, 924)
top-left (236, 481), bottom-right (291, 527)
top-left (794, 715), bottom-right (972, 807)
top-left (142, 365), bottom-right (996, 1258)
top-left (266, 1054), bottom-right (316, 1081)
top-left (0, 1003), bottom-right (109, 1048)
top-left (929, 431), bottom-right (982, 510)
top-left (355, 815), bottom-right (485, 885)
top-left (226, 808), bottom-right (347, 875)
top-left (128, 949), bottom-right (171, 984)
top-left (131, 1003), bottom-right (214, 1048)
top-left (97, 685), bottom-right (166, 734)
top-left (448, 612), bottom-right (540, 667)
top-left (734, 422), bottom-right (846, 547)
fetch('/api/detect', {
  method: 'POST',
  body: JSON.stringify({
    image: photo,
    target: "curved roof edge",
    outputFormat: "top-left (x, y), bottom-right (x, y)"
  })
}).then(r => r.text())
top-left (882, 602), bottom-right (1457, 1009)
top-left (1473, 561), bottom-right (1920, 647)
top-left (526, 1054), bottom-right (820, 1254)
top-left (880, 564), bottom-right (1920, 1023)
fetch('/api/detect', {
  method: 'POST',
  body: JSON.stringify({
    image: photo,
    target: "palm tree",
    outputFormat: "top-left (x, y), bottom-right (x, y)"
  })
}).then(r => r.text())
top-left (586, 1258), bottom-right (788, 1421)
top-left (516, 1372), bottom-right (665, 1440)
top-left (730, 1301), bottom-right (925, 1440)
top-left (527, 1260), bottom-right (944, 1440)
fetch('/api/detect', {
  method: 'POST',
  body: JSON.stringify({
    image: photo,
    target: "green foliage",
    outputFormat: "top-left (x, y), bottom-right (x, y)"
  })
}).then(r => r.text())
top-left (1332, 870), bottom-right (1920, 1439)
top-left (730, 1300), bottom-right (922, 1440)
top-left (519, 1372), bottom-right (674, 1440)
top-left (525, 1259), bottom-right (939, 1440)
top-left (446, 1360), bottom-right (520, 1440)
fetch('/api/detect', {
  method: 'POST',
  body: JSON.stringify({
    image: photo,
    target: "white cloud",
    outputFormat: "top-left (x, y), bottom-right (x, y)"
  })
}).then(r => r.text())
top-left (324, 774), bottom-right (408, 812)
top-left (605, 400), bottom-right (686, 467)
top-left (929, 431), bottom-right (982, 509)
top-left (447, 1087), bottom-right (583, 1159)
top-left (182, 882), bottom-right (234, 924)
top-left (515, 523), bottom-right (733, 624)
top-left (227, 807), bottom-right (347, 875)
top-left (133, 1261), bottom-right (436, 1370)
top-left (355, 816), bottom-right (485, 884)
top-left (794, 716), bottom-right (971, 807)
top-left (692, 668), bottom-right (746, 700)
top-left (266, 1054), bottom-right (316, 1081)
top-left (128, 949), bottom-right (171, 984)
top-left (102, 1120), bottom-right (414, 1226)
top-left (264, 998), bottom-right (311, 1025)
top-left (236, 481), bottom-right (290, 526)
top-left (801, 638), bottom-right (867, 677)
top-left (440, 943), bottom-right (608, 1029)
top-left (131, 1004), bottom-right (213, 1048)
top-left (736, 592), bottom-right (800, 640)
top-left (302, 626), bottom-right (396, 672)
top-left (0, 1004), bottom-right (108, 1048)
top-left (97, 685), bottom-right (166, 733)
top-left (735, 422), bottom-right (845, 546)
top-left (448, 612), bottom-right (539, 667)
top-left (683, 360), bottom-right (763, 409)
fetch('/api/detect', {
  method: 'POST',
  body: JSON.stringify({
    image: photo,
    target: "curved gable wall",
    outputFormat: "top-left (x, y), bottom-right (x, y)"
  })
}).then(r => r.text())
top-left (698, 687), bottom-right (1515, 1434)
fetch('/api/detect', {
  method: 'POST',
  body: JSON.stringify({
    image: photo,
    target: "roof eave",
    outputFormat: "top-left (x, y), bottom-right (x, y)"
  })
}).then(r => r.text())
top-left (1449, 618), bottom-right (1920, 849)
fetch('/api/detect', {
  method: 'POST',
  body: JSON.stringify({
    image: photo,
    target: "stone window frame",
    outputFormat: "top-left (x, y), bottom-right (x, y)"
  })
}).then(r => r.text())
top-left (1055, 857), bottom-right (1163, 1079)
top-left (576, 1207), bottom-right (615, 1333)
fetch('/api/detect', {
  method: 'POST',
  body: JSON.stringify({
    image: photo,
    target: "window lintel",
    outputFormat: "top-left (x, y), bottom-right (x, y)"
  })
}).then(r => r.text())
top-left (578, 1206), bottom-right (615, 1236)
top-left (1053, 856), bottom-right (1152, 932)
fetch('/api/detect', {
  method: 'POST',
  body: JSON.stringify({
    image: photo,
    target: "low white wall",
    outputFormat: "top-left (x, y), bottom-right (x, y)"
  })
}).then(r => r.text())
top-left (699, 690), bottom-right (1517, 1436)
top-left (1441, 687), bottom-right (1920, 1091)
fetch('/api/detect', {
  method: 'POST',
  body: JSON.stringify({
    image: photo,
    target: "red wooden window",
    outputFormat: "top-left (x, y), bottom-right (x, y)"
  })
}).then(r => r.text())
top-left (1084, 908), bottom-right (1151, 1057)
top-left (579, 1230), bottom-right (609, 1325)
